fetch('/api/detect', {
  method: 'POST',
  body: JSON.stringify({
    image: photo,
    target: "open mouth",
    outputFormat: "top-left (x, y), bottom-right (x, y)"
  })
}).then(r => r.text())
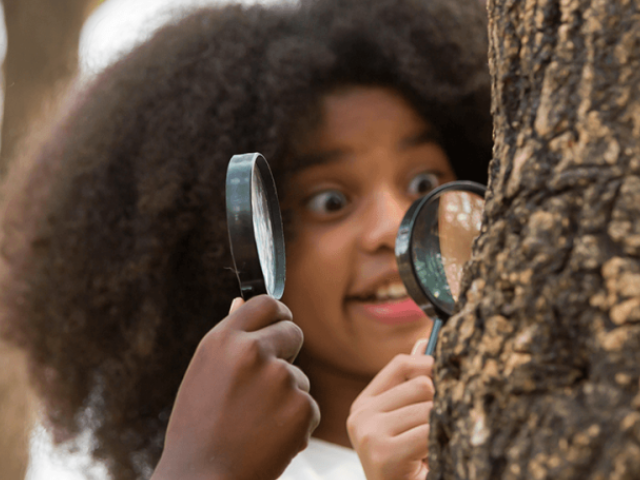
top-left (347, 281), bottom-right (428, 325)
top-left (349, 281), bottom-right (410, 304)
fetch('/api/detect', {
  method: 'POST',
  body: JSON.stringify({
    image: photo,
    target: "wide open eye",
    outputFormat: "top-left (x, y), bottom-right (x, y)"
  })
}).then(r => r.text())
top-left (408, 172), bottom-right (439, 196)
top-left (306, 190), bottom-right (349, 215)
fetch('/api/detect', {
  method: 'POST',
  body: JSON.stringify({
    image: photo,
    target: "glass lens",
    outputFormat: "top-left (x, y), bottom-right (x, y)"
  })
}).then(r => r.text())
top-left (410, 190), bottom-right (484, 314)
top-left (251, 167), bottom-right (276, 295)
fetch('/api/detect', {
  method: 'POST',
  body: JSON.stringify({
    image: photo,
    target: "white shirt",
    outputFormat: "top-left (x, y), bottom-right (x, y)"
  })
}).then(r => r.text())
top-left (26, 424), bottom-right (108, 480)
top-left (278, 438), bottom-right (367, 480)
top-left (28, 427), bottom-right (366, 480)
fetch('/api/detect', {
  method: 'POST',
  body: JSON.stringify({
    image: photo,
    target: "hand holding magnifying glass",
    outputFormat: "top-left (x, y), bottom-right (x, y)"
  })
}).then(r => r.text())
top-left (153, 155), bottom-right (319, 480)
top-left (396, 181), bottom-right (486, 356)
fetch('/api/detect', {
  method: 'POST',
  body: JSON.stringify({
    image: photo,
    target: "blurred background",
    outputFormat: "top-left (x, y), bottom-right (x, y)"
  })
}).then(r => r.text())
top-left (0, 0), bottom-right (296, 175)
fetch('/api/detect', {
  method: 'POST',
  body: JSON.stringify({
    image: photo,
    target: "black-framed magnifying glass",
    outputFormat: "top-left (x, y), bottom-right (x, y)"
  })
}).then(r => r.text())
top-left (225, 153), bottom-right (286, 300)
top-left (396, 181), bottom-right (486, 356)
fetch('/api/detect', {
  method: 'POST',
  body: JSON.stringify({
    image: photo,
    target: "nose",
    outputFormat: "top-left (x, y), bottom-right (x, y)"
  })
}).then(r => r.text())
top-left (358, 189), bottom-right (409, 253)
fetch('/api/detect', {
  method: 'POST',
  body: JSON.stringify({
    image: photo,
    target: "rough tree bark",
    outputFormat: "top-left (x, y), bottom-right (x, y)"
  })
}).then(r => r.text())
top-left (429, 1), bottom-right (640, 479)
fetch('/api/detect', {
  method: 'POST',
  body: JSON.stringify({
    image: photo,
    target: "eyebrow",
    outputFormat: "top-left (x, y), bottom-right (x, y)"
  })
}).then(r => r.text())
top-left (287, 128), bottom-right (444, 173)
top-left (287, 150), bottom-right (344, 173)
top-left (399, 128), bottom-right (444, 150)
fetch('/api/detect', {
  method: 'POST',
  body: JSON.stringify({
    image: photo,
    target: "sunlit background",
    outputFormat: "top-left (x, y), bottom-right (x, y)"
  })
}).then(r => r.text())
top-left (78, 0), bottom-right (296, 76)
top-left (0, 0), bottom-right (296, 138)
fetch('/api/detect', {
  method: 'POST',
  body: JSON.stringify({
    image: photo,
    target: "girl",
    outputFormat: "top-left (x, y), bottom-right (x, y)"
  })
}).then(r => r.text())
top-left (0, 0), bottom-right (492, 479)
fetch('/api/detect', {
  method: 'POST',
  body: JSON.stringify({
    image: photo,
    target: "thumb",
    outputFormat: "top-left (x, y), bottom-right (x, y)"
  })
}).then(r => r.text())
top-left (229, 297), bottom-right (245, 314)
top-left (411, 338), bottom-right (429, 356)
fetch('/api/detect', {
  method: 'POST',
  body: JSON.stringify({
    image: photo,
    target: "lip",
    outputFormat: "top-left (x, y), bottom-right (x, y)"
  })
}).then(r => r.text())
top-left (348, 296), bottom-right (428, 326)
top-left (348, 270), bottom-right (405, 299)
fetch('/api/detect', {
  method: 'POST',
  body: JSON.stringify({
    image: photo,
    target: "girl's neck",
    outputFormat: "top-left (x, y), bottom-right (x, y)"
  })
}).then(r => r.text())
top-left (297, 353), bottom-right (372, 449)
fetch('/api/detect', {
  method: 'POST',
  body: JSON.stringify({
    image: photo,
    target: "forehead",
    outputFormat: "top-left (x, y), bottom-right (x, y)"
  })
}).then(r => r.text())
top-left (286, 86), bottom-right (442, 171)
top-left (317, 87), bottom-right (428, 143)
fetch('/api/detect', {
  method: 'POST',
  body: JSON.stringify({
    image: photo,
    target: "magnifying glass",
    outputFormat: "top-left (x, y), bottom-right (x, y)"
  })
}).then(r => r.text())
top-left (396, 181), bottom-right (486, 356)
top-left (226, 153), bottom-right (286, 300)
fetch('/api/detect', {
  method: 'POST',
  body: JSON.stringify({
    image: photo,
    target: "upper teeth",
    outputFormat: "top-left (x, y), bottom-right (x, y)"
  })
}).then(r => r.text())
top-left (375, 282), bottom-right (408, 300)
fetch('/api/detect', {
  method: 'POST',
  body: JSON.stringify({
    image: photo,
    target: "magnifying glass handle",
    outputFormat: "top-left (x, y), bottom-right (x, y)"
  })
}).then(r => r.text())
top-left (425, 317), bottom-right (444, 356)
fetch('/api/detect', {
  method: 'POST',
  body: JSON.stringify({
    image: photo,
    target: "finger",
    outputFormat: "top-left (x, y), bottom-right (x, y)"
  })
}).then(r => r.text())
top-left (306, 393), bottom-right (322, 436)
top-left (390, 423), bottom-right (430, 463)
top-left (226, 295), bottom-right (293, 332)
top-left (253, 320), bottom-right (304, 362)
top-left (289, 390), bottom-right (321, 441)
top-left (288, 363), bottom-right (311, 393)
top-left (229, 297), bottom-right (245, 314)
top-left (372, 375), bottom-right (434, 412)
top-left (384, 401), bottom-right (433, 437)
top-left (359, 354), bottom-right (434, 398)
top-left (411, 338), bottom-right (429, 355)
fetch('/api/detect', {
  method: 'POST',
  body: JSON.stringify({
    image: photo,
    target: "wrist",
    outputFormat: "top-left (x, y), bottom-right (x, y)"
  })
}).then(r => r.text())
top-left (151, 456), bottom-right (230, 480)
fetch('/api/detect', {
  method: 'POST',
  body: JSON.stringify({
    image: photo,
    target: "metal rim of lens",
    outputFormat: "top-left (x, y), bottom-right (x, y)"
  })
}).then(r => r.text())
top-left (395, 180), bottom-right (486, 318)
top-left (226, 153), bottom-right (286, 300)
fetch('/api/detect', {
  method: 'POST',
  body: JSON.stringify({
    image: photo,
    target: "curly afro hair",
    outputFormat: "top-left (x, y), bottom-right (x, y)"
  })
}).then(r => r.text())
top-left (0, 0), bottom-right (491, 478)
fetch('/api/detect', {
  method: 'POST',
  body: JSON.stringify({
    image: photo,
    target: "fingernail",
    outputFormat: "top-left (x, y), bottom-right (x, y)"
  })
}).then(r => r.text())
top-left (411, 338), bottom-right (429, 355)
top-left (229, 297), bottom-right (242, 314)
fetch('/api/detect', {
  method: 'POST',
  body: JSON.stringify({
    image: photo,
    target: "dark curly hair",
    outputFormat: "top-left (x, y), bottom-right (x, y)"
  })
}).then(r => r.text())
top-left (0, 0), bottom-right (491, 478)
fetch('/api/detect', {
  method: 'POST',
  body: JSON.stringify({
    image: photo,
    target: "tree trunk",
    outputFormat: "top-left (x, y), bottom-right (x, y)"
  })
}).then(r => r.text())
top-left (429, 1), bottom-right (640, 479)
top-left (0, 0), bottom-right (94, 174)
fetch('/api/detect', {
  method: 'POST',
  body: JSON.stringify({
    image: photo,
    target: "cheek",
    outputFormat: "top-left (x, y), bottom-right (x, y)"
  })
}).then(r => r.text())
top-left (282, 226), bottom-right (354, 326)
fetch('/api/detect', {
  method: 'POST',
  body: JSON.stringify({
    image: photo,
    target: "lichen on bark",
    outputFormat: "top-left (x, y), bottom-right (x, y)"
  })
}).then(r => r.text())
top-left (429, 1), bottom-right (640, 479)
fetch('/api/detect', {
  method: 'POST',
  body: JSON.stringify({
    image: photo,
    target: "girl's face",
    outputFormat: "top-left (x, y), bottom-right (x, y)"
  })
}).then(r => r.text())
top-left (281, 86), bottom-right (456, 377)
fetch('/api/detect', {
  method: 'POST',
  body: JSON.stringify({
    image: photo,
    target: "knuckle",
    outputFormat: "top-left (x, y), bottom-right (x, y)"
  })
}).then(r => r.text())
top-left (282, 320), bottom-right (304, 346)
top-left (424, 401), bottom-right (434, 416)
top-left (269, 358), bottom-right (294, 387)
top-left (417, 401), bottom-right (432, 418)
top-left (295, 392), bottom-right (313, 415)
top-left (357, 427), bottom-right (375, 447)
top-left (392, 353), bottom-right (412, 370)
top-left (290, 391), bottom-right (316, 423)
top-left (196, 329), bottom-right (229, 363)
top-left (253, 295), bottom-right (279, 317)
top-left (346, 413), bottom-right (370, 442)
top-left (306, 394), bottom-right (320, 420)
top-left (424, 376), bottom-right (436, 395)
top-left (423, 354), bottom-right (435, 368)
top-left (236, 337), bottom-right (264, 369)
top-left (253, 295), bottom-right (293, 321)
top-left (200, 325), bottom-right (228, 349)
top-left (347, 416), bottom-right (376, 446)
top-left (294, 367), bottom-right (311, 392)
top-left (349, 398), bottom-right (363, 416)
top-left (288, 395), bottom-right (320, 450)
top-left (348, 396), bottom-right (371, 419)
top-left (365, 438), bottom-right (392, 466)
top-left (278, 301), bottom-right (294, 320)
top-left (196, 333), bottom-right (216, 358)
top-left (346, 413), bottom-right (360, 437)
top-left (309, 398), bottom-right (321, 429)
top-left (413, 375), bottom-right (433, 394)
